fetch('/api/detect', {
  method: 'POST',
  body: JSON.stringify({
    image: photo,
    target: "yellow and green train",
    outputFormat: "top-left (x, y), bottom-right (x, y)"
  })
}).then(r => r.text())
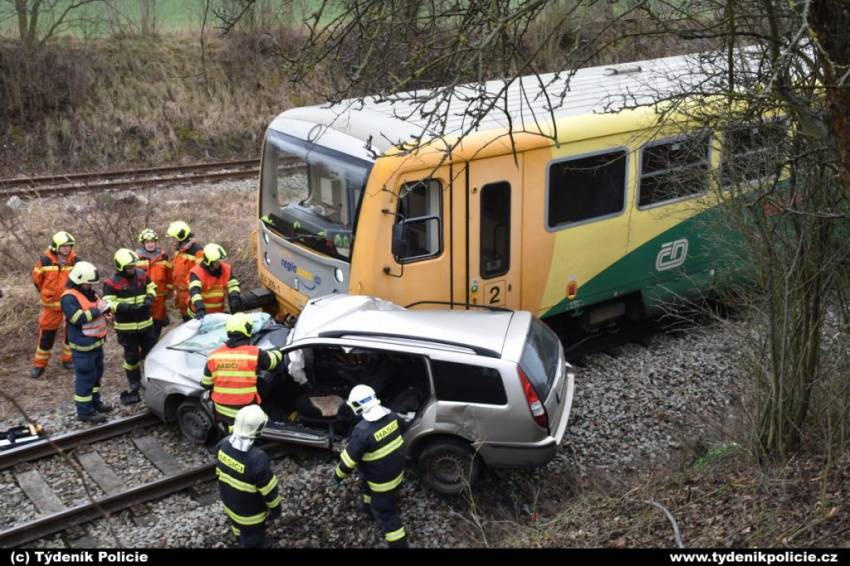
top-left (255, 52), bottom-right (780, 330)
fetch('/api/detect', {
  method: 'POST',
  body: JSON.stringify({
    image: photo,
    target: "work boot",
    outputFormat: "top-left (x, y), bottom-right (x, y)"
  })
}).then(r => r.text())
top-left (30, 367), bottom-right (45, 379)
top-left (77, 412), bottom-right (107, 424)
top-left (120, 389), bottom-right (141, 406)
top-left (62, 361), bottom-right (74, 370)
top-left (94, 401), bottom-right (114, 414)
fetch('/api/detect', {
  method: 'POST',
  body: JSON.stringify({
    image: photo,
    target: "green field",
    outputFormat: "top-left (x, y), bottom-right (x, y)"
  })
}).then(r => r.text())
top-left (0, 1), bottom-right (651, 40)
top-left (0, 0), bottom-right (329, 38)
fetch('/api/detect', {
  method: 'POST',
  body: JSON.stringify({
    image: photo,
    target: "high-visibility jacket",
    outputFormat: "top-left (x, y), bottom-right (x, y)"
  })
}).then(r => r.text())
top-left (172, 240), bottom-right (203, 297)
top-left (188, 262), bottom-right (240, 314)
top-left (136, 248), bottom-right (172, 320)
top-left (204, 344), bottom-right (262, 410)
top-left (216, 438), bottom-right (281, 527)
top-left (336, 411), bottom-right (407, 494)
top-left (61, 287), bottom-right (108, 352)
top-left (202, 340), bottom-right (282, 420)
top-left (32, 249), bottom-right (77, 309)
top-left (103, 269), bottom-right (156, 333)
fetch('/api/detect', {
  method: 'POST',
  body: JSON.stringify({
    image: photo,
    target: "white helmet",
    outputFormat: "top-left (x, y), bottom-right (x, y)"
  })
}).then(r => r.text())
top-left (69, 261), bottom-right (100, 285)
top-left (347, 384), bottom-right (387, 421)
top-left (232, 405), bottom-right (268, 438)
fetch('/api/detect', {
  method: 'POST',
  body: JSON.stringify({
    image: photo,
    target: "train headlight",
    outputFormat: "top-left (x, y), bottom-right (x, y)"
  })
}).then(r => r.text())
top-left (264, 252), bottom-right (271, 266)
top-left (262, 231), bottom-right (269, 245)
top-left (334, 268), bottom-right (344, 283)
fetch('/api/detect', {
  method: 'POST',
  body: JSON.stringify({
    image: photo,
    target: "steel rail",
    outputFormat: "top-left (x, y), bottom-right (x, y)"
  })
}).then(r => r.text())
top-left (0, 412), bottom-right (161, 472)
top-left (0, 159), bottom-right (261, 188)
top-left (0, 168), bottom-right (261, 199)
top-left (0, 444), bottom-right (290, 548)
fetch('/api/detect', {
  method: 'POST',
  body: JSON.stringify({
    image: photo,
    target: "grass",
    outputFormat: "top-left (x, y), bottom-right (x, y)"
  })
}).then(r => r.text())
top-left (458, 449), bottom-right (850, 548)
top-left (0, 33), bottom-right (318, 172)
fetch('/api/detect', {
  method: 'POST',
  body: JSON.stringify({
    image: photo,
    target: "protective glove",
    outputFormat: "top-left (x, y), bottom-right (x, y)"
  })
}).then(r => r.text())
top-left (143, 294), bottom-right (153, 308)
top-left (194, 308), bottom-right (205, 320)
top-left (268, 505), bottom-right (282, 521)
top-left (332, 475), bottom-right (343, 489)
top-left (229, 294), bottom-right (243, 313)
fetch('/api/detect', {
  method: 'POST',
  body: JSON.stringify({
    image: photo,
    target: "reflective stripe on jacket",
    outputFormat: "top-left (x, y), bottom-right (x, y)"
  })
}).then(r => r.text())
top-left (103, 269), bottom-right (154, 333)
top-left (135, 249), bottom-right (173, 298)
top-left (189, 262), bottom-right (239, 314)
top-left (336, 412), bottom-right (406, 493)
top-left (32, 249), bottom-right (77, 309)
top-left (204, 344), bottom-right (262, 407)
top-left (61, 287), bottom-right (108, 350)
top-left (216, 438), bottom-right (281, 526)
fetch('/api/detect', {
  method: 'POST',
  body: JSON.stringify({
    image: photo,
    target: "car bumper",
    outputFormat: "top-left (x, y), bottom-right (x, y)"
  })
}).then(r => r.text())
top-left (476, 437), bottom-right (560, 467)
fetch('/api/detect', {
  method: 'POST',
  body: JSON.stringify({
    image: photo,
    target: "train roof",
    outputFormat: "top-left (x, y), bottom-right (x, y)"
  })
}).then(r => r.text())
top-left (268, 50), bottom-right (739, 157)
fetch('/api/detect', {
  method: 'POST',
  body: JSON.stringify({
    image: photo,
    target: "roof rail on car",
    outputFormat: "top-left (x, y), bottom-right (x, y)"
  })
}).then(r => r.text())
top-left (316, 330), bottom-right (502, 359)
top-left (403, 300), bottom-right (513, 313)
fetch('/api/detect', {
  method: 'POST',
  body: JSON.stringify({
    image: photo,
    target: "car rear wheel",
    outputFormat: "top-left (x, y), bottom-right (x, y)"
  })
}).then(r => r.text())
top-left (417, 438), bottom-right (482, 496)
top-left (177, 398), bottom-right (213, 444)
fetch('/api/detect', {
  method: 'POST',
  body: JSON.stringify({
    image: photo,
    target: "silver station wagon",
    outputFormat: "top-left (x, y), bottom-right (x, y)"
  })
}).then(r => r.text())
top-left (142, 294), bottom-right (575, 495)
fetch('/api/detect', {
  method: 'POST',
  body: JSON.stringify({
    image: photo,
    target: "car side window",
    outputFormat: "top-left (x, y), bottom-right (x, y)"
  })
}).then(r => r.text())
top-left (430, 360), bottom-right (507, 405)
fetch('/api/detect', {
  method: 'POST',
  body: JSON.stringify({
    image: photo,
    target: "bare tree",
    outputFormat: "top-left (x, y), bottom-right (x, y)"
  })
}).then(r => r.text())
top-left (1, 0), bottom-right (105, 49)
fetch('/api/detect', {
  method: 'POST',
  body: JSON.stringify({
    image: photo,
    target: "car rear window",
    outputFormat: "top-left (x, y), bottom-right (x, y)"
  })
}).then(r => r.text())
top-left (519, 318), bottom-right (561, 399)
top-left (430, 360), bottom-right (507, 405)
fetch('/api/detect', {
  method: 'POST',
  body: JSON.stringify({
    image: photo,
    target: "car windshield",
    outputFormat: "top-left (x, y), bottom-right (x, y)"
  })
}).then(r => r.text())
top-left (260, 130), bottom-right (373, 261)
top-left (519, 318), bottom-right (561, 399)
top-left (168, 312), bottom-right (272, 356)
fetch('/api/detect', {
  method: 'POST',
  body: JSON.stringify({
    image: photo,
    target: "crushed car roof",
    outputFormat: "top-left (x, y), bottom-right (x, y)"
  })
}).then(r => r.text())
top-left (291, 294), bottom-right (514, 357)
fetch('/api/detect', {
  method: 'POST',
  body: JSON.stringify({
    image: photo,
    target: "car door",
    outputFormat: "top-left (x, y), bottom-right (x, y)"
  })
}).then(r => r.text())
top-left (263, 338), bottom-right (432, 450)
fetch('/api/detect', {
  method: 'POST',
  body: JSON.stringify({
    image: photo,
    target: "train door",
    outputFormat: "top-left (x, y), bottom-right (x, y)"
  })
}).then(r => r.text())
top-left (380, 166), bottom-right (453, 306)
top-left (465, 154), bottom-right (523, 309)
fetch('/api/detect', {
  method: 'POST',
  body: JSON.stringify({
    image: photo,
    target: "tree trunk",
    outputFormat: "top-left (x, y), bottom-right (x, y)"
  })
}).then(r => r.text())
top-left (809, 0), bottom-right (850, 194)
top-left (140, 0), bottom-right (156, 35)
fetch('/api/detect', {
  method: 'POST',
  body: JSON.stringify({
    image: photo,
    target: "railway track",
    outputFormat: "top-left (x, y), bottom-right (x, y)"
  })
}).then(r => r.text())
top-left (0, 413), bottom-right (295, 548)
top-left (0, 159), bottom-right (263, 199)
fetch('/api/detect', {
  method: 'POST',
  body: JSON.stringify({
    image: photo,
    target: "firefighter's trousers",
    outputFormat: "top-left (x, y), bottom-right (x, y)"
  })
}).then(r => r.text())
top-left (117, 329), bottom-right (157, 390)
top-left (230, 524), bottom-right (267, 548)
top-left (33, 308), bottom-right (71, 368)
top-left (362, 483), bottom-right (408, 548)
top-left (73, 348), bottom-right (104, 417)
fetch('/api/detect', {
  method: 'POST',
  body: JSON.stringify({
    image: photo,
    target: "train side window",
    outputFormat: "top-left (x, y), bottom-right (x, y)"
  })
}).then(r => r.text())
top-left (638, 134), bottom-right (710, 208)
top-left (480, 181), bottom-right (510, 279)
top-left (394, 179), bottom-right (443, 262)
top-left (721, 121), bottom-right (788, 186)
top-left (547, 150), bottom-right (627, 228)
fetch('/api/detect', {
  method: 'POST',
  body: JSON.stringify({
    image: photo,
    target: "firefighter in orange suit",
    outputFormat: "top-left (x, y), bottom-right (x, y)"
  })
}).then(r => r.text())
top-left (166, 221), bottom-right (203, 322)
top-left (136, 228), bottom-right (173, 338)
top-left (188, 244), bottom-right (243, 319)
top-left (201, 313), bottom-right (282, 430)
top-left (31, 231), bottom-right (77, 379)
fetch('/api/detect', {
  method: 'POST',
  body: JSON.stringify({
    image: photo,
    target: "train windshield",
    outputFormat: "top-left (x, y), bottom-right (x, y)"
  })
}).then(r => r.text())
top-left (260, 130), bottom-right (372, 261)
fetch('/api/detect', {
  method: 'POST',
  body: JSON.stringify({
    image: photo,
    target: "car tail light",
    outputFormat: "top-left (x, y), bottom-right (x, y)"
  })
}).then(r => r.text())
top-left (518, 367), bottom-right (548, 430)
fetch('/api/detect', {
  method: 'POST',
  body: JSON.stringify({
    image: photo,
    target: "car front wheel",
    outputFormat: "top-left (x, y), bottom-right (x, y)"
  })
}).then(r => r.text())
top-left (417, 438), bottom-right (482, 496)
top-left (177, 398), bottom-right (213, 444)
